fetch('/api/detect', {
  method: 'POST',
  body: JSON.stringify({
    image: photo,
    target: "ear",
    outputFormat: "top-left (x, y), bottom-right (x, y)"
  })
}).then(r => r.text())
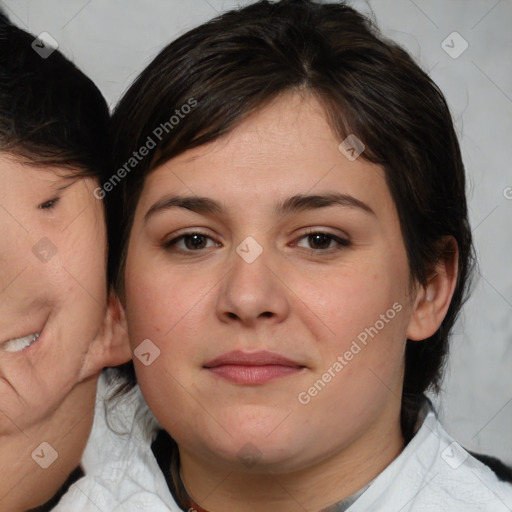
top-left (79, 290), bottom-right (131, 380)
top-left (407, 237), bottom-right (459, 341)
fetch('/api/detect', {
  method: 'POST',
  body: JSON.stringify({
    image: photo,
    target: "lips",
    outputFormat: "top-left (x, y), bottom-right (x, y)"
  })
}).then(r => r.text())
top-left (204, 350), bottom-right (306, 385)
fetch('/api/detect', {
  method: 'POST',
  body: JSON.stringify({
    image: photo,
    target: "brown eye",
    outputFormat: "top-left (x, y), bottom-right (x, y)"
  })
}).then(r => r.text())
top-left (161, 230), bottom-right (221, 255)
top-left (307, 233), bottom-right (332, 250)
top-left (295, 231), bottom-right (351, 253)
top-left (38, 197), bottom-right (60, 210)
top-left (182, 234), bottom-right (209, 250)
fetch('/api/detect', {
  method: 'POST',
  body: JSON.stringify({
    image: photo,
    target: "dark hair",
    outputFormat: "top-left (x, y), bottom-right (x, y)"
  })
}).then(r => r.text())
top-left (0, 11), bottom-right (109, 180)
top-left (108, 0), bottom-right (475, 434)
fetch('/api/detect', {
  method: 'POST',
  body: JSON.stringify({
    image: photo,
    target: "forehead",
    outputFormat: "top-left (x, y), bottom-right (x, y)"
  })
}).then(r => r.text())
top-left (140, 93), bottom-right (390, 216)
top-left (0, 154), bottom-right (73, 186)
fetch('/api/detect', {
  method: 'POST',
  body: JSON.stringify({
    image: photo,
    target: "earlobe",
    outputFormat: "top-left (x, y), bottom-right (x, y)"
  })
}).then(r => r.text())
top-left (79, 291), bottom-right (131, 381)
top-left (407, 237), bottom-right (459, 341)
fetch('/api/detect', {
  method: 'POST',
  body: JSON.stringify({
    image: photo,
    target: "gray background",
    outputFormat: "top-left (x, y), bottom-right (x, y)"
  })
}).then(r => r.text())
top-left (2, 0), bottom-right (511, 462)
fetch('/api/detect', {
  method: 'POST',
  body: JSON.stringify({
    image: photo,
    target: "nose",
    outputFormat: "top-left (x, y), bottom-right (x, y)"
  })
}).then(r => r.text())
top-left (215, 244), bottom-right (291, 327)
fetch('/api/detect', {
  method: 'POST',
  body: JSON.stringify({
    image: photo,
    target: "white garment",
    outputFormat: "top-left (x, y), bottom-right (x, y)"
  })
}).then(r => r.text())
top-left (53, 373), bottom-right (178, 512)
top-left (55, 374), bottom-right (512, 511)
top-left (347, 411), bottom-right (512, 512)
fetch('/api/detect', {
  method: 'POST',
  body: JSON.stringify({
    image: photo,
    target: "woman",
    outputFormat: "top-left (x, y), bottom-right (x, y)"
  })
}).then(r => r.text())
top-left (0, 12), bottom-right (130, 511)
top-left (58, 0), bottom-right (512, 510)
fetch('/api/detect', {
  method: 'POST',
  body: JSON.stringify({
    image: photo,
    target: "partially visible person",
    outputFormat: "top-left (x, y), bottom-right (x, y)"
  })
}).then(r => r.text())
top-left (0, 11), bottom-right (130, 511)
top-left (57, 1), bottom-right (512, 511)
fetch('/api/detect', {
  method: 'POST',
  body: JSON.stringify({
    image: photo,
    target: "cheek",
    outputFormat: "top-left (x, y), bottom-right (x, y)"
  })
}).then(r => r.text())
top-left (297, 256), bottom-right (407, 347)
top-left (125, 271), bottom-right (169, 345)
top-left (124, 257), bottom-right (215, 422)
top-left (124, 246), bottom-right (205, 345)
top-left (296, 248), bottom-right (411, 399)
top-left (293, 290), bottom-right (408, 450)
top-left (60, 207), bottom-right (107, 284)
top-left (37, 211), bottom-right (108, 381)
top-left (125, 268), bottom-right (206, 381)
top-left (49, 207), bottom-right (108, 324)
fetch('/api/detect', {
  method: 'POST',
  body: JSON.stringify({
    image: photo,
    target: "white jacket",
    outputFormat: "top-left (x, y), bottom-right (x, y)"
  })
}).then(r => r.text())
top-left (54, 375), bottom-right (512, 511)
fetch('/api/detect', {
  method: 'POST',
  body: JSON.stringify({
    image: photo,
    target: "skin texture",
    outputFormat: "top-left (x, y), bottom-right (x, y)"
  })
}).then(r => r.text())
top-left (0, 154), bottom-right (130, 511)
top-left (124, 92), bottom-right (458, 512)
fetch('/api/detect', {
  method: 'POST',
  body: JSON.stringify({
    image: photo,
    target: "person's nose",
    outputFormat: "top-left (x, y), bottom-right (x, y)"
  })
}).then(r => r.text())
top-left (214, 241), bottom-right (291, 328)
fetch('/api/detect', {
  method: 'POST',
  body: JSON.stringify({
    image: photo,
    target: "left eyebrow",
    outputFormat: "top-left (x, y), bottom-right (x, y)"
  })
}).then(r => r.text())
top-left (144, 192), bottom-right (375, 224)
top-left (274, 193), bottom-right (375, 216)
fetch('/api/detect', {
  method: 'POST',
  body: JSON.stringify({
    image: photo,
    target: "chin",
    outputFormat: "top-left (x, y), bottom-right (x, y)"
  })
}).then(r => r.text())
top-left (189, 424), bottom-right (307, 472)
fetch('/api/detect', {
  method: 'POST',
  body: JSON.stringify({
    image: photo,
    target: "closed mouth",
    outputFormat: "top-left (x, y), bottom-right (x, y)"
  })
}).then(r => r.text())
top-left (204, 350), bottom-right (304, 368)
top-left (203, 350), bottom-right (306, 385)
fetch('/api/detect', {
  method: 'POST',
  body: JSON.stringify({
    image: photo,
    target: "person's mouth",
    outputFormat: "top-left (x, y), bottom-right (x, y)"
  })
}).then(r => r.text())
top-left (203, 350), bottom-right (306, 385)
top-left (2, 332), bottom-right (40, 353)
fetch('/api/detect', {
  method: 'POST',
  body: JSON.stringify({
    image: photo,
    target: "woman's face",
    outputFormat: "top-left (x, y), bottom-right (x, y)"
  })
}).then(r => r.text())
top-left (124, 93), bottom-right (421, 472)
top-left (0, 155), bottom-right (124, 434)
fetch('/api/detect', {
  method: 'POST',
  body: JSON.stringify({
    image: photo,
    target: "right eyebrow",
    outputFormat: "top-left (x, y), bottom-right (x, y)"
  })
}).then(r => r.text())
top-left (144, 195), bottom-right (223, 224)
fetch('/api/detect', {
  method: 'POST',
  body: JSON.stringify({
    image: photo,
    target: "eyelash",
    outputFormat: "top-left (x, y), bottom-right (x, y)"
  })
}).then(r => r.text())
top-left (162, 229), bottom-right (351, 255)
top-left (38, 197), bottom-right (60, 210)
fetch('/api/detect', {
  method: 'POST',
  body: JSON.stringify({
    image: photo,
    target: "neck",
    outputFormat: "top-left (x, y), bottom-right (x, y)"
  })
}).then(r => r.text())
top-left (0, 376), bottom-right (98, 512)
top-left (180, 402), bottom-right (404, 512)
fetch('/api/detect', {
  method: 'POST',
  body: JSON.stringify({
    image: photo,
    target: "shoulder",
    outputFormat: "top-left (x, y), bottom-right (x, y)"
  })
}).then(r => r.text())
top-left (425, 419), bottom-right (512, 510)
top-left (351, 406), bottom-right (512, 512)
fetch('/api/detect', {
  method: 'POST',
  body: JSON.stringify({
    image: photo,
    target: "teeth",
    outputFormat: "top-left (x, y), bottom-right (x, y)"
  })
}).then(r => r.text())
top-left (3, 333), bottom-right (40, 353)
